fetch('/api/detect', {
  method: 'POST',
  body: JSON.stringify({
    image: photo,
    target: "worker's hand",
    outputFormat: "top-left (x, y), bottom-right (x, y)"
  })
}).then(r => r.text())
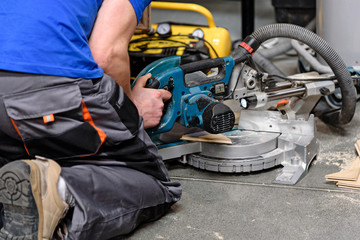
top-left (132, 73), bottom-right (172, 129)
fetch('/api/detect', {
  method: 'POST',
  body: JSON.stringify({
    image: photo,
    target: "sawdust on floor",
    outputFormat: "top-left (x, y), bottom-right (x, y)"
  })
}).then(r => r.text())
top-left (315, 151), bottom-right (355, 170)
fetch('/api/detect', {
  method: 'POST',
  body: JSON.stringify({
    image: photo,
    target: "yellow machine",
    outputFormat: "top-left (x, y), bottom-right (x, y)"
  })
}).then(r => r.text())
top-left (129, 1), bottom-right (232, 78)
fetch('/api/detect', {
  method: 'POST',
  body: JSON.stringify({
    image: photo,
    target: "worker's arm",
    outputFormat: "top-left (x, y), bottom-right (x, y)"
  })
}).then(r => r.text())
top-left (89, 0), bottom-right (171, 128)
top-left (89, 0), bottom-right (135, 97)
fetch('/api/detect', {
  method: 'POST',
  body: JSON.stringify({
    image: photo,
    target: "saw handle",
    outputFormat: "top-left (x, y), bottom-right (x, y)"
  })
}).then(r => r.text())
top-left (145, 77), bottom-right (160, 89)
top-left (180, 58), bottom-right (225, 74)
top-left (144, 76), bottom-right (171, 125)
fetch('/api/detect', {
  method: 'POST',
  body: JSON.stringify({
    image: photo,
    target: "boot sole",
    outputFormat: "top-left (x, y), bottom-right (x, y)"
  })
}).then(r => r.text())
top-left (0, 160), bottom-right (43, 240)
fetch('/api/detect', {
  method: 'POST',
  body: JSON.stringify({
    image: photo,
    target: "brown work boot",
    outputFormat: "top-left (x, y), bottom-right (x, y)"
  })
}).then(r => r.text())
top-left (0, 158), bottom-right (69, 240)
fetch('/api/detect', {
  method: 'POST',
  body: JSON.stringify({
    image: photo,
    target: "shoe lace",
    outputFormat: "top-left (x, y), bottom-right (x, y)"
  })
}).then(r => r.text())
top-left (54, 221), bottom-right (68, 240)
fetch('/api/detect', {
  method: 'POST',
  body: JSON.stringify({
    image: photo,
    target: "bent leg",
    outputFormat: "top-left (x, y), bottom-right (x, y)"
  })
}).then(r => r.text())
top-left (61, 164), bottom-right (181, 240)
top-left (0, 72), bottom-right (182, 238)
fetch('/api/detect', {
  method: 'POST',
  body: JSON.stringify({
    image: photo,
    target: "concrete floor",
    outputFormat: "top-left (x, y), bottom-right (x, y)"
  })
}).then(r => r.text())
top-left (121, 106), bottom-right (360, 240)
top-left (122, 1), bottom-right (360, 239)
top-left (120, 108), bottom-right (360, 240)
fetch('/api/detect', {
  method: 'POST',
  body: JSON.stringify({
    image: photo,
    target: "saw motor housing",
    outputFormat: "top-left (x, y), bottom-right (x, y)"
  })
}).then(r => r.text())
top-left (136, 56), bottom-right (238, 136)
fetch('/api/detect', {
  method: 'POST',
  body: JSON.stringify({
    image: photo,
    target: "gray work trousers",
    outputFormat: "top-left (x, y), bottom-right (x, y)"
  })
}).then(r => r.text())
top-left (0, 71), bottom-right (182, 239)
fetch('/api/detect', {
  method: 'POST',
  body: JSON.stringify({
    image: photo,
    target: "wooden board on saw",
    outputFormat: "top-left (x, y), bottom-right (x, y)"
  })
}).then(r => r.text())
top-left (180, 131), bottom-right (232, 145)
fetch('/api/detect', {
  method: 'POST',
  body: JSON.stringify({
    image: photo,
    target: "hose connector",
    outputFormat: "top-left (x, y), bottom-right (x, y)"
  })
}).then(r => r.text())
top-left (241, 36), bottom-right (261, 55)
top-left (233, 36), bottom-right (261, 64)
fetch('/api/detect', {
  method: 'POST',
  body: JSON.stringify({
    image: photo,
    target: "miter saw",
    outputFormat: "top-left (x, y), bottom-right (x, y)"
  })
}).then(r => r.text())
top-left (133, 23), bottom-right (357, 185)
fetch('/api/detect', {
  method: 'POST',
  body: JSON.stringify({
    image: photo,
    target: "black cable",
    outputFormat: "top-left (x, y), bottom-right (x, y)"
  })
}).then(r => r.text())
top-left (190, 36), bottom-right (219, 58)
top-left (223, 59), bottom-right (249, 100)
top-left (129, 34), bottom-right (218, 58)
top-left (129, 36), bottom-right (190, 47)
top-left (136, 46), bottom-right (187, 51)
top-left (246, 55), bottom-right (260, 73)
top-left (169, 34), bottom-right (220, 58)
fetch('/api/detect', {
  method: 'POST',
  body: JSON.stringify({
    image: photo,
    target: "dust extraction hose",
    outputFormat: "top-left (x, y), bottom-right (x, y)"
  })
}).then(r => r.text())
top-left (238, 23), bottom-right (356, 124)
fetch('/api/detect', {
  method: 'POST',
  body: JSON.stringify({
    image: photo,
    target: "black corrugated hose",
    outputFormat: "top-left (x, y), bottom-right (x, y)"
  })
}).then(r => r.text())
top-left (240, 23), bottom-right (356, 124)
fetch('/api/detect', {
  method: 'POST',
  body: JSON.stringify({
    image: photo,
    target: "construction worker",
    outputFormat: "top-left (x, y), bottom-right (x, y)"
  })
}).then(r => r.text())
top-left (0, 0), bottom-right (181, 239)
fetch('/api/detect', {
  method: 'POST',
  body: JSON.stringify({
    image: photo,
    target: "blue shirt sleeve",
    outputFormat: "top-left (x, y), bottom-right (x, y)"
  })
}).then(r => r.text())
top-left (128, 0), bottom-right (152, 23)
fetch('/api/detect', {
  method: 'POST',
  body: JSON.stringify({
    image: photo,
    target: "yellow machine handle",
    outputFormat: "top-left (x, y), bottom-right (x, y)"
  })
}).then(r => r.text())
top-left (151, 1), bottom-right (217, 28)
